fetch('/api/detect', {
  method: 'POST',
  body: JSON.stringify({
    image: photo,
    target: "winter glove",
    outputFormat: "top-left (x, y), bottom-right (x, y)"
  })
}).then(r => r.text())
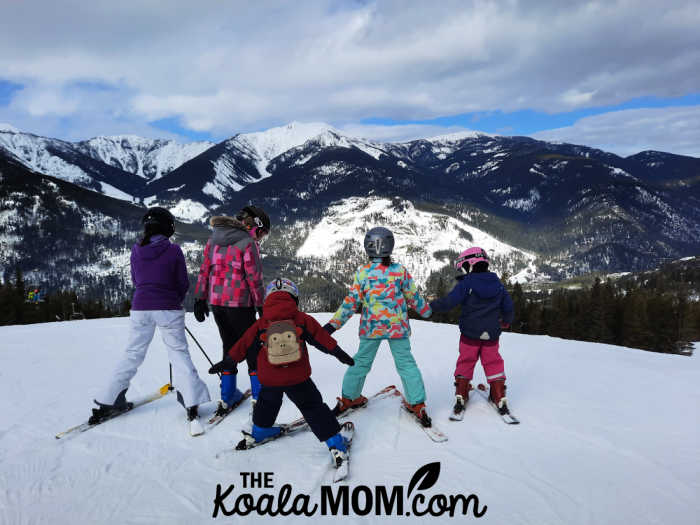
top-left (332, 347), bottom-right (355, 366)
top-left (209, 357), bottom-right (237, 375)
top-left (322, 323), bottom-right (336, 335)
top-left (256, 307), bottom-right (263, 319)
top-left (194, 299), bottom-right (209, 322)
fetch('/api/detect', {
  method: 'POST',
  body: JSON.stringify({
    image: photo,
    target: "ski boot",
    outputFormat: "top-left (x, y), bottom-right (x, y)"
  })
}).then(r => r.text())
top-left (215, 372), bottom-right (244, 417)
top-left (453, 376), bottom-right (471, 415)
top-left (488, 380), bottom-right (511, 415)
top-left (236, 424), bottom-right (283, 450)
top-left (332, 394), bottom-right (368, 416)
top-left (326, 422), bottom-right (354, 467)
top-left (88, 389), bottom-right (133, 425)
top-left (405, 401), bottom-right (432, 427)
top-left (187, 405), bottom-right (204, 436)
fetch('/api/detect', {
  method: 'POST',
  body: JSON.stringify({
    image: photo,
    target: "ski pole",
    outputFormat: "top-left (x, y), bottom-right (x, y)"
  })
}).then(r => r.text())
top-left (169, 364), bottom-right (174, 391)
top-left (185, 325), bottom-right (220, 378)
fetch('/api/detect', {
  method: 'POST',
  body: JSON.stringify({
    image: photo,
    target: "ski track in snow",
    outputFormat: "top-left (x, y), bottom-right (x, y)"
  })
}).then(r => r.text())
top-left (0, 315), bottom-right (698, 524)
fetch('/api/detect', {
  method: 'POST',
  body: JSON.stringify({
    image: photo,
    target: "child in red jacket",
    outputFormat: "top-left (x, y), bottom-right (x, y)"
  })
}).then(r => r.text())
top-left (209, 278), bottom-right (355, 465)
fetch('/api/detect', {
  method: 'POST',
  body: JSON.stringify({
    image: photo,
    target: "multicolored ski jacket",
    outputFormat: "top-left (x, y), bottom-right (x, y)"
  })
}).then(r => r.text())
top-left (328, 261), bottom-right (432, 339)
top-left (194, 216), bottom-right (265, 308)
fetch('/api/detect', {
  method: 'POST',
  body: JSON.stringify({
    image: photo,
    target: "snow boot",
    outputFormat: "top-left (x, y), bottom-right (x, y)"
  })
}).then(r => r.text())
top-left (406, 401), bottom-right (432, 427)
top-left (88, 389), bottom-right (133, 425)
top-left (332, 394), bottom-right (368, 416)
top-left (216, 372), bottom-right (244, 417)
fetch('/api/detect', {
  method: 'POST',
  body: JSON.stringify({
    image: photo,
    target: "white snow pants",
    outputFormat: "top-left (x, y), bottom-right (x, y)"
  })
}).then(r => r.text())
top-left (97, 310), bottom-right (211, 408)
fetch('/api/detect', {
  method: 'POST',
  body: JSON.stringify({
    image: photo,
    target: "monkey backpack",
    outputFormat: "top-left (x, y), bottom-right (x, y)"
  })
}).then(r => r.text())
top-left (260, 319), bottom-right (303, 366)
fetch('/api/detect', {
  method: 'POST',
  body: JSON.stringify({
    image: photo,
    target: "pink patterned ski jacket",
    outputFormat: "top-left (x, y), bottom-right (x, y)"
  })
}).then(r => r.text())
top-left (194, 216), bottom-right (265, 308)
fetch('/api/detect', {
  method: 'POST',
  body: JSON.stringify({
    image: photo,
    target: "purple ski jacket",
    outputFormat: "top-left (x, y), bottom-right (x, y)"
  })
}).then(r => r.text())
top-left (130, 235), bottom-right (189, 311)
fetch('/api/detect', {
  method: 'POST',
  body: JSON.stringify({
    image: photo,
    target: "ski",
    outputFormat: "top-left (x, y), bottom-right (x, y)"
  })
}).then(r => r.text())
top-left (280, 385), bottom-right (399, 434)
top-left (476, 383), bottom-right (520, 424)
top-left (205, 389), bottom-right (252, 430)
top-left (215, 420), bottom-right (309, 458)
top-left (397, 391), bottom-right (448, 443)
top-left (449, 405), bottom-right (465, 421)
top-left (55, 383), bottom-right (173, 440)
top-left (449, 384), bottom-right (474, 421)
top-left (331, 421), bottom-right (354, 483)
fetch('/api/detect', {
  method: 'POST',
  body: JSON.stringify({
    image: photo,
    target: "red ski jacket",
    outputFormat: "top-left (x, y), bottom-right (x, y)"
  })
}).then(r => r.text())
top-left (227, 292), bottom-right (340, 387)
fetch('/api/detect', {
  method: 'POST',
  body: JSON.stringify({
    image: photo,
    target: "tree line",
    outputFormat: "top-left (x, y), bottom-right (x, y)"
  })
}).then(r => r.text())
top-left (425, 267), bottom-right (699, 355)
top-left (0, 269), bottom-right (129, 325)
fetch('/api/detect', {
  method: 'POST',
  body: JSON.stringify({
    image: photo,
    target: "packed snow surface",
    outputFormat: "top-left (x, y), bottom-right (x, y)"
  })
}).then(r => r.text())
top-left (0, 316), bottom-right (697, 524)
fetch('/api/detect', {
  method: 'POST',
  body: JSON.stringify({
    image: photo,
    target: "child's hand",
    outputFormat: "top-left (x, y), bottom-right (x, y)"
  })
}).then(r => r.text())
top-left (208, 357), bottom-right (237, 375)
top-left (500, 321), bottom-right (510, 330)
top-left (332, 347), bottom-right (355, 366)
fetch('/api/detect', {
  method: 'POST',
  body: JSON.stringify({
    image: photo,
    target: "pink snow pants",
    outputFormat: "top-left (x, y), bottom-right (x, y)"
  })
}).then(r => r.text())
top-left (455, 335), bottom-right (506, 383)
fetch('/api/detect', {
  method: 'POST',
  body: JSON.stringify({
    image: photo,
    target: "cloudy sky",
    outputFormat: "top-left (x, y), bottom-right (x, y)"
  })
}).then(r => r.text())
top-left (1, 0), bottom-right (699, 156)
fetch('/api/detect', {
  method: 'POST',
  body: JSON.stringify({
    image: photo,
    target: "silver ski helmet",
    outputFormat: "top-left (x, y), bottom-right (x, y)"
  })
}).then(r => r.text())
top-left (265, 277), bottom-right (299, 300)
top-left (364, 227), bottom-right (394, 258)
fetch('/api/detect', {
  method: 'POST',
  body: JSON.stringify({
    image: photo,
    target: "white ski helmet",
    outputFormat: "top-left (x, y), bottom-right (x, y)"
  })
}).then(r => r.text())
top-left (265, 277), bottom-right (299, 300)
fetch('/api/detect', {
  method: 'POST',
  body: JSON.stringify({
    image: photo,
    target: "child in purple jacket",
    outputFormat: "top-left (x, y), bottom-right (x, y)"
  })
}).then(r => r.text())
top-left (88, 207), bottom-right (210, 435)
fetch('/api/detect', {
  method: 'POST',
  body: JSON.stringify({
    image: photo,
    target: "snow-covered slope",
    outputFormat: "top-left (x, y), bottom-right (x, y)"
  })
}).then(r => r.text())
top-left (0, 129), bottom-right (105, 190)
top-left (296, 196), bottom-right (537, 284)
top-left (1, 317), bottom-right (696, 524)
top-left (77, 135), bottom-right (213, 181)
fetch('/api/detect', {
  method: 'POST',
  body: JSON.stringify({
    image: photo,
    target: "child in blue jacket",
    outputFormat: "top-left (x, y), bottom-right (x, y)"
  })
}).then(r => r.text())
top-left (429, 247), bottom-right (514, 417)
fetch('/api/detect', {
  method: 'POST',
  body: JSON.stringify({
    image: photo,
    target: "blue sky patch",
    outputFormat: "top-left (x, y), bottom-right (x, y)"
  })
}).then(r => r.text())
top-left (0, 80), bottom-right (23, 106)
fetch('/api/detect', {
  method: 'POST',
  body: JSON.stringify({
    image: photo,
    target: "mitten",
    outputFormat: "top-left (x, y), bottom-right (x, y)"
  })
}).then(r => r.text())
top-left (194, 299), bottom-right (209, 322)
top-left (333, 347), bottom-right (355, 366)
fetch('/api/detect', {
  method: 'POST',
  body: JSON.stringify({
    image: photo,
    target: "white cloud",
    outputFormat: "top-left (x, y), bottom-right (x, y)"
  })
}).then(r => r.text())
top-left (532, 106), bottom-right (700, 157)
top-left (338, 123), bottom-right (479, 143)
top-left (0, 0), bottom-right (698, 150)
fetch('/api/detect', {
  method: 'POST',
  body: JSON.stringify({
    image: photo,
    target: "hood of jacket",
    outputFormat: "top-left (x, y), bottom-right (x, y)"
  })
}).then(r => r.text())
top-left (262, 292), bottom-right (299, 321)
top-left (132, 235), bottom-right (170, 261)
top-left (465, 272), bottom-right (504, 299)
top-left (209, 215), bottom-right (249, 247)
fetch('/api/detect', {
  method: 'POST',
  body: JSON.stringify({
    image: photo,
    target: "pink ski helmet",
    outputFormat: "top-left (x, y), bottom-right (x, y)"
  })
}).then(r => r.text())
top-left (455, 246), bottom-right (489, 274)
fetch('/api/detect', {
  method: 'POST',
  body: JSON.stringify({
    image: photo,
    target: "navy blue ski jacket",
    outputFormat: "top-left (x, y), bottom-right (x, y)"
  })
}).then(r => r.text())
top-left (429, 272), bottom-right (514, 341)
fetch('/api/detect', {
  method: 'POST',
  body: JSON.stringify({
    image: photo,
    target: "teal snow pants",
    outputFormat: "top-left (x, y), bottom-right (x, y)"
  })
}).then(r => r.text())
top-left (341, 337), bottom-right (426, 405)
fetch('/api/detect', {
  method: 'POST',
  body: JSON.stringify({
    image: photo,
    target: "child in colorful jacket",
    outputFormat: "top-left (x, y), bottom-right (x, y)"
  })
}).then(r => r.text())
top-left (429, 247), bottom-right (514, 416)
top-left (209, 278), bottom-right (355, 466)
top-left (324, 227), bottom-right (434, 426)
top-left (193, 206), bottom-right (269, 417)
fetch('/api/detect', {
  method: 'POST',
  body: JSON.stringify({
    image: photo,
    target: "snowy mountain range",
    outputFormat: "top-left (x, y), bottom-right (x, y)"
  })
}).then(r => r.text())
top-left (2, 315), bottom-right (697, 524)
top-left (1, 122), bottom-right (699, 304)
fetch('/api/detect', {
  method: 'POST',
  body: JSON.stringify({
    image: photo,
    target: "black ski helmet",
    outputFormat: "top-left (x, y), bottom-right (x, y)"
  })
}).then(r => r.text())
top-left (237, 205), bottom-right (271, 233)
top-left (142, 207), bottom-right (175, 237)
top-left (364, 226), bottom-right (394, 258)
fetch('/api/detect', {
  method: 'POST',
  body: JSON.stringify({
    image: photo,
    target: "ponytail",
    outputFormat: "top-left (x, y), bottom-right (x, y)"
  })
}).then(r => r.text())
top-left (140, 222), bottom-right (165, 246)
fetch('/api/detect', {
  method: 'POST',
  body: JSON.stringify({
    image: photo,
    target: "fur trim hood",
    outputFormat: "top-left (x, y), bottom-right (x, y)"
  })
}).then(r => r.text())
top-left (209, 215), bottom-right (246, 229)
